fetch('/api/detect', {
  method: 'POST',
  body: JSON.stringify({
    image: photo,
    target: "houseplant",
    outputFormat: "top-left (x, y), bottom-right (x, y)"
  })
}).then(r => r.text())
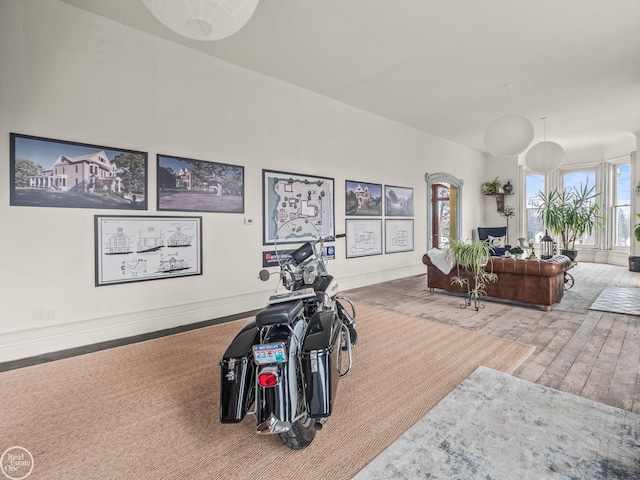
top-left (509, 246), bottom-right (524, 258)
top-left (446, 239), bottom-right (498, 310)
top-left (482, 177), bottom-right (502, 195)
top-left (535, 183), bottom-right (605, 261)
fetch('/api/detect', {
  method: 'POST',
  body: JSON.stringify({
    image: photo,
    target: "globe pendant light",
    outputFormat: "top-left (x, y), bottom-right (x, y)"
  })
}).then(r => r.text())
top-left (142, 0), bottom-right (259, 41)
top-left (525, 117), bottom-right (564, 174)
top-left (484, 84), bottom-right (534, 158)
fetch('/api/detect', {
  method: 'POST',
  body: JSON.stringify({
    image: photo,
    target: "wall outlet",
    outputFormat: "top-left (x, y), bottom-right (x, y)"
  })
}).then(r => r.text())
top-left (244, 218), bottom-right (254, 225)
top-left (43, 307), bottom-right (55, 321)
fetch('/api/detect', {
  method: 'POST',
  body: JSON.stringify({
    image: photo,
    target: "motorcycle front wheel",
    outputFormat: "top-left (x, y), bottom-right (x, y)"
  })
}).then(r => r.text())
top-left (279, 362), bottom-right (316, 449)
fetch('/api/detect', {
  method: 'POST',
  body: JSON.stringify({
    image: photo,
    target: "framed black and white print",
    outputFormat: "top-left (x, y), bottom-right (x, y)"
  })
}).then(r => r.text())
top-left (10, 133), bottom-right (148, 210)
top-left (345, 180), bottom-right (383, 216)
top-left (384, 185), bottom-right (414, 216)
top-left (345, 219), bottom-right (383, 258)
top-left (95, 215), bottom-right (202, 286)
top-left (157, 154), bottom-right (244, 213)
top-left (262, 169), bottom-right (335, 245)
top-left (385, 218), bottom-right (414, 253)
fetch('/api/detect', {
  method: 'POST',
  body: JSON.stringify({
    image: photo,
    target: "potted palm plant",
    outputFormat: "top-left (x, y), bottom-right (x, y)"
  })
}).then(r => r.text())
top-left (446, 239), bottom-right (498, 310)
top-left (535, 183), bottom-right (605, 261)
top-left (631, 213), bottom-right (640, 272)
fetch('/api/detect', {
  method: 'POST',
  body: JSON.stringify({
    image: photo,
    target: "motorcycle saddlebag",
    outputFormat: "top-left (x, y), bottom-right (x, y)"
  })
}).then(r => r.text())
top-left (219, 321), bottom-right (259, 423)
top-left (301, 310), bottom-right (340, 418)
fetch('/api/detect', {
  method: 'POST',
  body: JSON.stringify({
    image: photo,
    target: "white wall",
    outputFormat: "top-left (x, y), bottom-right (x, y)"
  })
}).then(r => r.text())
top-left (0, 0), bottom-right (486, 361)
top-left (483, 155), bottom-right (520, 246)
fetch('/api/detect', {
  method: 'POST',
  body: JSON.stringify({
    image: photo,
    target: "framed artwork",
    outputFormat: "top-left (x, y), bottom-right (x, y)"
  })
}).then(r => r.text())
top-left (385, 185), bottom-right (414, 216)
top-left (10, 133), bottom-right (147, 210)
top-left (385, 219), bottom-right (414, 253)
top-left (95, 215), bottom-right (202, 286)
top-left (346, 180), bottom-right (383, 216)
top-left (157, 154), bottom-right (244, 213)
top-left (262, 169), bottom-right (335, 245)
top-left (345, 219), bottom-right (383, 258)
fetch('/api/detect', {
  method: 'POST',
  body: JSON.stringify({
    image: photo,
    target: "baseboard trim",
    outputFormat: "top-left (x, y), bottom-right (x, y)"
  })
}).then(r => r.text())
top-left (0, 290), bottom-right (269, 364)
top-left (0, 265), bottom-right (423, 365)
top-left (0, 309), bottom-right (260, 372)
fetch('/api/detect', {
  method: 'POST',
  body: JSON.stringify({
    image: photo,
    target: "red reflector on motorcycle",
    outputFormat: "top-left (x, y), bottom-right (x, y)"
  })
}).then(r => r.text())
top-left (258, 372), bottom-right (279, 387)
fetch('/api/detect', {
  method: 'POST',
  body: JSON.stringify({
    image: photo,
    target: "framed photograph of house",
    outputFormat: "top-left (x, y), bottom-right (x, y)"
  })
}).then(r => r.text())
top-left (385, 218), bottom-right (414, 253)
top-left (345, 219), bottom-right (383, 258)
top-left (10, 133), bottom-right (148, 210)
top-left (384, 185), bottom-right (414, 216)
top-left (95, 215), bottom-right (202, 286)
top-left (157, 154), bottom-right (244, 213)
top-left (345, 180), bottom-right (383, 216)
top-left (262, 169), bottom-right (335, 245)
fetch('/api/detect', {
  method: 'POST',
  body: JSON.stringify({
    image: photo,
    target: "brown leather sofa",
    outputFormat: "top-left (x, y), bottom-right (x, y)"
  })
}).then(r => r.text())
top-left (422, 253), bottom-right (572, 311)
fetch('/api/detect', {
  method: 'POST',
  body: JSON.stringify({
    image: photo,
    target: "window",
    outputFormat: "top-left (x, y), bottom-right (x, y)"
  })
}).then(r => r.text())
top-left (525, 173), bottom-right (544, 243)
top-left (431, 184), bottom-right (451, 249)
top-left (561, 169), bottom-right (598, 246)
top-left (425, 173), bottom-right (462, 250)
top-left (613, 163), bottom-right (631, 247)
top-left (525, 158), bottom-right (632, 255)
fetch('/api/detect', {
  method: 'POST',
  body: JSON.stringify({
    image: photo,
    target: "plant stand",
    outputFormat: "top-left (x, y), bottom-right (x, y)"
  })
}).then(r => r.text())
top-left (459, 269), bottom-right (485, 311)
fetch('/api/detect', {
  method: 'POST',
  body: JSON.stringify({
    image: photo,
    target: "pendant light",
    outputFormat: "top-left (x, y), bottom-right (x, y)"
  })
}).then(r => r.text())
top-left (142, 0), bottom-right (259, 41)
top-left (484, 84), bottom-right (534, 158)
top-left (525, 117), bottom-right (565, 174)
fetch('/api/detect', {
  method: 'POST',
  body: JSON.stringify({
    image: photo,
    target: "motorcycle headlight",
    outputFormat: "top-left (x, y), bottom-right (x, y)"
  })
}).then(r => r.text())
top-left (303, 265), bottom-right (317, 285)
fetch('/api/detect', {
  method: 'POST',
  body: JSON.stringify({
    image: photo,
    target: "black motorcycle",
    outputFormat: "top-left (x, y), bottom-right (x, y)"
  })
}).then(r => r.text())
top-left (219, 219), bottom-right (357, 449)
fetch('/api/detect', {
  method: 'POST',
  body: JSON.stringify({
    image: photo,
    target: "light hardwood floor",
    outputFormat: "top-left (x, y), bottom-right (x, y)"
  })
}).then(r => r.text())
top-left (344, 262), bottom-right (640, 414)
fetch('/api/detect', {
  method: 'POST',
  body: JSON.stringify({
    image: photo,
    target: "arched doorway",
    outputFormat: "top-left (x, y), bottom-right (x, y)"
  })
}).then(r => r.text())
top-left (425, 172), bottom-right (463, 250)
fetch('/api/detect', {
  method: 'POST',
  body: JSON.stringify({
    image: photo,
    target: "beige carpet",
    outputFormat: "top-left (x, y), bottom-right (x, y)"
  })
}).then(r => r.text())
top-left (0, 304), bottom-right (534, 480)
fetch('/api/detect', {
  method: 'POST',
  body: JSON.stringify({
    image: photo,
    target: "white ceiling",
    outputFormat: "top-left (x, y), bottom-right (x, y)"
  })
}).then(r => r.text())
top-left (59, 0), bottom-right (640, 155)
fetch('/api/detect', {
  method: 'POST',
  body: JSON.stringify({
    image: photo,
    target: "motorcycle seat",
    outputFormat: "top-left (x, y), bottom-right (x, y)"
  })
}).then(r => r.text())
top-left (256, 299), bottom-right (304, 327)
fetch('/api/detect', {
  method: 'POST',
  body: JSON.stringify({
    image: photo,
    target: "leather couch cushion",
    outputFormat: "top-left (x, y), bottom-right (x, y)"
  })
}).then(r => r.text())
top-left (422, 254), bottom-right (572, 277)
top-left (486, 256), bottom-right (572, 276)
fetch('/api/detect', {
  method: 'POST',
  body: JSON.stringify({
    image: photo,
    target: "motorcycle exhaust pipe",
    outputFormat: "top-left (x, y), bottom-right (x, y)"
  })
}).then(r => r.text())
top-left (314, 417), bottom-right (328, 430)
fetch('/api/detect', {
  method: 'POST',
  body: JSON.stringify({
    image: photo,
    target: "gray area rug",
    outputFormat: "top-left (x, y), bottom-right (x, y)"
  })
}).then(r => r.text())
top-left (555, 282), bottom-right (606, 313)
top-left (590, 286), bottom-right (640, 316)
top-left (354, 366), bottom-right (640, 479)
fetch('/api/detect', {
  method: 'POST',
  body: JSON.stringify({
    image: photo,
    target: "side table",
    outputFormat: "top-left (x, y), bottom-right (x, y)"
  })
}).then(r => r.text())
top-left (564, 261), bottom-right (577, 290)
